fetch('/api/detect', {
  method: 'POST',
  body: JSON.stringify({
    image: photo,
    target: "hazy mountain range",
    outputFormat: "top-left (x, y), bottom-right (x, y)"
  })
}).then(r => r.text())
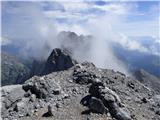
top-left (1, 31), bottom-right (160, 86)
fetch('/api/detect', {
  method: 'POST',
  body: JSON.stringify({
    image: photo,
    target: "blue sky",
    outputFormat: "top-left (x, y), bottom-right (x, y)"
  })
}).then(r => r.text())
top-left (1, 1), bottom-right (159, 46)
top-left (1, 0), bottom-right (159, 70)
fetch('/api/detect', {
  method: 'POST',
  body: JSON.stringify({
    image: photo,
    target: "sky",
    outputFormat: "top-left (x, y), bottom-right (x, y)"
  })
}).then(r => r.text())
top-left (1, 0), bottom-right (160, 73)
top-left (2, 1), bottom-right (159, 38)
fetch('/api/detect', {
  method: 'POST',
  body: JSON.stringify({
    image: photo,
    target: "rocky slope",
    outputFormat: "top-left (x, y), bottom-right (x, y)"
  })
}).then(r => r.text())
top-left (134, 69), bottom-right (160, 94)
top-left (1, 48), bottom-right (160, 120)
top-left (1, 51), bottom-right (30, 86)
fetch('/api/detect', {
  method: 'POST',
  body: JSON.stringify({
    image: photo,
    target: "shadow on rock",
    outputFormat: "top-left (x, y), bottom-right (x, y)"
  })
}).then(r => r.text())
top-left (80, 80), bottom-right (132, 120)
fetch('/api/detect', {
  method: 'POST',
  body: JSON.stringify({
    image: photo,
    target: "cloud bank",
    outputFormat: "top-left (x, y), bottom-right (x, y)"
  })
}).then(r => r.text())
top-left (1, 1), bottom-right (159, 74)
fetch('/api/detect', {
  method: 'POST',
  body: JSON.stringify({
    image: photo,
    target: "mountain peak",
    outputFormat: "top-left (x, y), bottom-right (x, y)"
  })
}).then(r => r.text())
top-left (44, 48), bottom-right (77, 74)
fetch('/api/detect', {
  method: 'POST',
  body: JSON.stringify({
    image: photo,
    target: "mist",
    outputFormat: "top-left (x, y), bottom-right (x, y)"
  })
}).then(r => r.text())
top-left (3, 1), bottom-right (158, 74)
top-left (2, 2), bottom-right (59, 60)
top-left (85, 13), bottom-right (129, 74)
top-left (2, 1), bottom-right (130, 74)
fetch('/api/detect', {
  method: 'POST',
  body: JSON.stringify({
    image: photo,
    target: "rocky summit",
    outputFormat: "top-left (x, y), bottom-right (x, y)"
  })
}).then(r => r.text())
top-left (1, 48), bottom-right (160, 120)
top-left (9, 48), bottom-right (76, 84)
top-left (43, 48), bottom-right (77, 75)
top-left (29, 48), bottom-right (77, 77)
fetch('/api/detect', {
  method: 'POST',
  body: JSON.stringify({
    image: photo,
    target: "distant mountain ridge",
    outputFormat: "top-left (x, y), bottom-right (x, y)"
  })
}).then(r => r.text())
top-left (113, 42), bottom-right (160, 77)
top-left (1, 51), bottom-right (30, 86)
top-left (1, 31), bottom-right (160, 86)
top-left (135, 69), bottom-right (160, 94)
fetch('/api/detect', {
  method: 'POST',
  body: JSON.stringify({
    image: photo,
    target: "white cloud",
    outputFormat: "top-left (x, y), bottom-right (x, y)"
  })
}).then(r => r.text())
top-left (57, 1), bottom-right (89, 12)
top-left (52, 1), bottom-right (159, 38)
top-left (1, 36), bottom-right (11, 46)
top-left (93, 3), bottom-right (130, 15)
top-left (56, 24), bottom-right (90, 35)
top-left (117, 34), bottom-right (149, 53)
top-left (44, 10), bottom-right (94, 23)
top-left (2, 2), bottom-right (59, 59)
top-left (42, 1), bottom-right (159, 38)
top-left (2, 1), bottom-right (159, 73)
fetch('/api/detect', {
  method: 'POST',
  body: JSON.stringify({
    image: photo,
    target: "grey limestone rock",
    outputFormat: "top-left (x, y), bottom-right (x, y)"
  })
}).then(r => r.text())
top-left (23, 76), bottom-right (61, 99)
top-left (89, 97), bottom-right (107, 114)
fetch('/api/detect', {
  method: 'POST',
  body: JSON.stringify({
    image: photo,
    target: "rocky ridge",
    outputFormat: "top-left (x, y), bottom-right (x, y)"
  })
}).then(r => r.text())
top-left (29, 48), bottom-right (77, 77)
top-left (1, 48), bottom-right (160, 120)
top-left (134, 69), bottom-right (160, 94)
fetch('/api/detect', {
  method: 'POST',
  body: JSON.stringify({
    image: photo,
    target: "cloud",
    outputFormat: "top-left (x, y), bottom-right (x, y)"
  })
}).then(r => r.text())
top-left (116, 34), bottom-right (149, 53)
top-left (1, 36), bottom-right (12, 46)
top-left (56, 24), bottom-right (90, 35)
top-left (57, 1), bottom-right (89, 12)
top-left (2, 2), bottom-right (59, 59)
top-left (2, 1), bottom-right (159, 74)
top-left (82, 12), bottom-right (131, 74)
top-left (93, 3), bottom-right (130, 15)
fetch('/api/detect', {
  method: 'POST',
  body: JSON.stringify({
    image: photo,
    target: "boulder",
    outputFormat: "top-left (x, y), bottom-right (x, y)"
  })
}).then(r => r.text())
top-left (73, 69), bottom-right (97, 84)
top-left (107, 102), bottom-right (131, 120)
top-left (80, 95), bottom-right (92, 106)
top-left (88, 81), bottom-right (105, 98)
top-left (89, 81), bottom-right (121, 103)
top-left (101, 87), bottom-right (121, 104)
top-left (1, 85), bottom-right (25, 110)
top-left (87, 81), bottom-right (131, 120)
top-left (89, 97), bottom-right (107, 114)
top-left (114, 107), bottom-right (131, 120)
top-left (30, 94), bottom-right (36, 102)
top-left (47, 105), bottom-right (54, 116)
top-left (14, 98), bottom-right (29, 113)
top-left (23, 76), bottom-right (61, 99)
